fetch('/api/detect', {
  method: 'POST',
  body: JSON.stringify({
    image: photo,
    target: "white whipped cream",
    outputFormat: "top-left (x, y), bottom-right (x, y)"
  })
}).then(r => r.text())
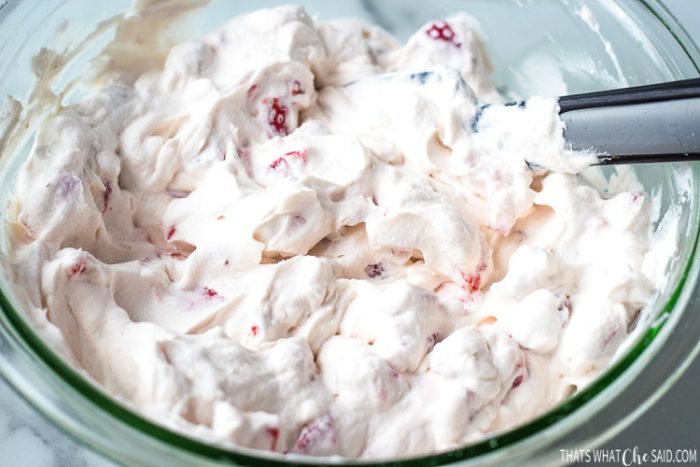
top-left (4, 5), bottom-right (664, 459)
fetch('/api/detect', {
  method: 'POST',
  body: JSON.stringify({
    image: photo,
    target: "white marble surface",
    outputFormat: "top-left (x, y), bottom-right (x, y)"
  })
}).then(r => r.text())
top-left (0, 383), bottom-right (113, 467)
top-left (0, 1), bottom-right (699, 466)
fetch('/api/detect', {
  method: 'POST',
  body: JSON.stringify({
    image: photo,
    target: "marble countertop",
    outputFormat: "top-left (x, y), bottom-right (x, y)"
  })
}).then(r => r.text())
top-left (1, 1), bottom-right (699, 466)
top-left (0, 385), bottom-right (112, 467)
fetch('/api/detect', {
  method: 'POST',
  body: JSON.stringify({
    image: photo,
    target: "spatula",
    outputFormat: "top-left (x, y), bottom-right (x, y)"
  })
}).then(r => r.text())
top-left (558, 78), bottom-right (700, 165)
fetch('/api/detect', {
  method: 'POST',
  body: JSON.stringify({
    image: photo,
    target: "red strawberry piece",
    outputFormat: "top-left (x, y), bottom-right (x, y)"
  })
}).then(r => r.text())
top-left (247, 84), bottom-right (258, 99)
top-left (511, 374), bottom-right (524, 389)
top-left (558, 295), bottom-right (572, 314)
top-left (425, 21), bottom-right (462, 47)
top-left (166, 225), bottom-right (176, 241)
top-left (265, 427), bottom-right (280, 451)
top-left (202, 287), bottom-right (218, 299)
top-left (427, 332), bottom-right (442, 351)
top-left (101, 181), bottom-right (113, 214)
top-left (68, 259), bottom-right (87, 277)
top-left (295, 415), bottom-right (335, 454)
top-left (511, 360), bottom-right (529, 389)
top-left (285, 149), bottom-right (308, 162)
top-left (269, 149), bottom-right (308, 171)
top-left (267, 97), bottom-right (289, 136)
top-left (461, 271), bottom-right (481, 293)
top-left (269, 157), bottom-right (289, 171)
top-left (364, 263), bottom-right (385, 278)
top-left (461, 261), bottom-right (487, 293)
top-left (290, 80), bottom-right (304, 96)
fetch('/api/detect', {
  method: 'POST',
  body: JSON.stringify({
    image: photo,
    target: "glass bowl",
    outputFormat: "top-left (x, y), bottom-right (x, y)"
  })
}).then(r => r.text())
top-left (0, 0), bottom-right (699, 465)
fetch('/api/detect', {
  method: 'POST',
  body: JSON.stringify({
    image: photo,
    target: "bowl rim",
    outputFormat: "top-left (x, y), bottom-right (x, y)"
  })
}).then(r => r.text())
top-left (0, 0), bottom-right (700, 465)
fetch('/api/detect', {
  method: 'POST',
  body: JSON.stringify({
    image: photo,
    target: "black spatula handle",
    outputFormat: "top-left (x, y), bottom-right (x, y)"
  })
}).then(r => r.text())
top-left (558, 77), bottom-right (700, 113)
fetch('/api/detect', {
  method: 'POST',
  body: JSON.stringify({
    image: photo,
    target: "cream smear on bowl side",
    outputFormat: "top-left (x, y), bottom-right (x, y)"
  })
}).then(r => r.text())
top-left (1, 3), bottom-right (676, 459)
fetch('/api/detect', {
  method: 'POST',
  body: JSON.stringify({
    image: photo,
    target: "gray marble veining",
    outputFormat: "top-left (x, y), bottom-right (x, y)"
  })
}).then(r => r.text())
top-left (0, 379), bottom-right (114, 467)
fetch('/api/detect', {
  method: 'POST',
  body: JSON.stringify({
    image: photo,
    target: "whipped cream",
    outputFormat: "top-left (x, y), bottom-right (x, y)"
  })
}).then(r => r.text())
top-left (4, 4), bottom-right (663, 459)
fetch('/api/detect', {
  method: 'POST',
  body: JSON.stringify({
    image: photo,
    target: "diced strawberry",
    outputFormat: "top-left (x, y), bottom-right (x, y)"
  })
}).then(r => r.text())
top-left (364, 263), bottom-right (385, 278)
top-left (511, 360), bottom-right (529, 389)
top-left (101, 181), bottom-right (113, 214)
top-left (285, 149), bottom-right (308, 162)
top-left (269, 149), bottom-right (308, 171)
top-left (267, 97), bottom-right (289, 136)
top-left (202, 287), bottom-right (218, 299)
top-left (461, 262), bottom-right (486, 293)
top-left (166, 226), bottom-right (176, 241)
top-left (558, 295), bottom-right (572, 315)
top-left (269, 157), bottom-right (289, 171)
top-left (68, 259), bottom-right (87, 277)
top-left (265, 426), bottom-right (279, 451)
top-left (247, 84), bottom-right (258, 99)
top-left (425, 21), bottom-right (462, 47)
top-left (427, 332), bottom-right (442, 351)
top-left (290, 80), bottom-right (304, 96)
top-left (511, 375), bottom-right (524, 389)
top-left (295, 416), bottom-right (335, 454)
top-left (463, 273), bottom-right (481, 293)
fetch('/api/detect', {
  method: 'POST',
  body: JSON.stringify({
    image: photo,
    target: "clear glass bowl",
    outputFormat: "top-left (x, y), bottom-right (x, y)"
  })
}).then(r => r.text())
top-left (0, 1), bottom-right (699, 465)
